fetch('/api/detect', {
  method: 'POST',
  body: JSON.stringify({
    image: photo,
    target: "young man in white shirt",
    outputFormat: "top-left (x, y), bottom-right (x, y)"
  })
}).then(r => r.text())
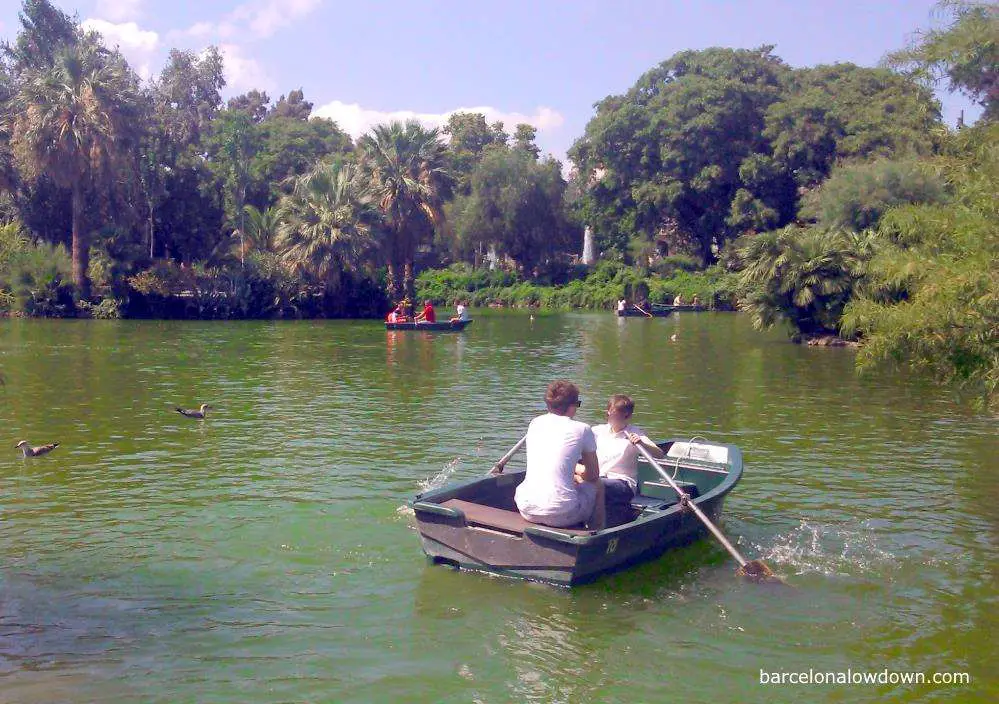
top-left (592, 394), bottom-right (665, 526)
top-left (515, 381), bottom-right (605, 529)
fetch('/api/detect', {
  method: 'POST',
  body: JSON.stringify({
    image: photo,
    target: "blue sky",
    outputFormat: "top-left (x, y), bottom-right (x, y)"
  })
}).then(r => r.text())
top-left (0, 1), bottom-right (980, 165)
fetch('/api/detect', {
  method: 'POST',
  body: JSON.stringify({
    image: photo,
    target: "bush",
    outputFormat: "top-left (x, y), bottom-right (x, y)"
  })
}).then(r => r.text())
top-left (799, 158), bottom-right (949, 231)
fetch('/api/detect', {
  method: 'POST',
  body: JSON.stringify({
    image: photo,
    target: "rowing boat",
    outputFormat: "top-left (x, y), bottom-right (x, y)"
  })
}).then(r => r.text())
top-left (411, 438), bottom-right (742, 586)
top-left (385, 319), bottom-right (472, 331)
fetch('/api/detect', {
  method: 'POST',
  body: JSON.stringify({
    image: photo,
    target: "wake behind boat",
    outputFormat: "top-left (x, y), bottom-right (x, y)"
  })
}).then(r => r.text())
top-left (411, 438), bottom-right (742, 586)
top-left (385, 319), bottom-right (472, 331)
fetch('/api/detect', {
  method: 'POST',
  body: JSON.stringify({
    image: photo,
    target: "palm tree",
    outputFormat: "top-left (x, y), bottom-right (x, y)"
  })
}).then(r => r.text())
top-left (275, 162), bottom-right (381, 288)
top-left (11, 35), bottom-right (143, 298)
top-left (241, 204), bottom-right (281, 254)
top-left (358, 120), bottom-right (452, 299)
top-left (736, 225), bottom-right (868, 337)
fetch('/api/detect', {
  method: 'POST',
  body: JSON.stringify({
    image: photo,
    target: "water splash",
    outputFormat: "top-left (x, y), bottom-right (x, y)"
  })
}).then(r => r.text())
top-left (418, 457), bottom-right (463, 493)
top-left (752, 519), bottom-right (898, 577)
top-left (398, 457), bottom-right (466, 518)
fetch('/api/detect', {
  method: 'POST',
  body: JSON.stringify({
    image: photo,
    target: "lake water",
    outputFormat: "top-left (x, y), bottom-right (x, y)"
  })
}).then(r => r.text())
top-left (1, 312), bottom-right (996, 703)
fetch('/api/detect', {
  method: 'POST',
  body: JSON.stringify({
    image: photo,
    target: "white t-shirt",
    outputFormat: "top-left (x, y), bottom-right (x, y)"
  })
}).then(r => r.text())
top-left (515, 413), bottom-right (597, 518)
top-left (456, 304), bottom-right (469, 321)
top-left (592, 423), bottom-right (646, 490)
top-left (617, 299), bottom-right (626, 311)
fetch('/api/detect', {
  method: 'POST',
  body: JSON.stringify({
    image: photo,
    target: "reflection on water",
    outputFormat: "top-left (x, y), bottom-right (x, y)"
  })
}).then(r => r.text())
top-left (1, 313), bottom-right (997, 702)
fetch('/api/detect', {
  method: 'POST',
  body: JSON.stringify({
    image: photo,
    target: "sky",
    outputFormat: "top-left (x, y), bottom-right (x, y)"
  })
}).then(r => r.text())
top-left (0, 0), bottom-right (982, 166)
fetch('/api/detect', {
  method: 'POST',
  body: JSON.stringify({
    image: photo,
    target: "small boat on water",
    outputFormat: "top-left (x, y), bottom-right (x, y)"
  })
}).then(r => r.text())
top-left (411, 438), bottom-right (742, 586)
top-left (385, 319), bottom-right (472, 332)
top-left (616, 304), bottom-right (707, 317)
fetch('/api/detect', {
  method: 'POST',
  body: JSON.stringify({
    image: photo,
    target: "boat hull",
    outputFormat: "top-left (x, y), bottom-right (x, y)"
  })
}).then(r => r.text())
top-left (385, 319), bottom-right (472, 331)
top-left (415, 494), bottom-right (728, 586)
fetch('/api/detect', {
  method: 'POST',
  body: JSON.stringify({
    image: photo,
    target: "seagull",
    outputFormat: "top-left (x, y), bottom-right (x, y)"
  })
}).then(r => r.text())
top-left (176, 403), bottom-right (212, 419)
top-left (15, 440), bottom-right (60, 457)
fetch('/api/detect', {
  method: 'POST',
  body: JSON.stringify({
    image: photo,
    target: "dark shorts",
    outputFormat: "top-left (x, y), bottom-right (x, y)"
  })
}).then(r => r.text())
top-left (601, 478), bottom-right (636, 527)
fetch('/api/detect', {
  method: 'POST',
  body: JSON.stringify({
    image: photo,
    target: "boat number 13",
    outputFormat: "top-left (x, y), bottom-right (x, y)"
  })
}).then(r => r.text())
top-left (606, 538), bottom-right (619, 555)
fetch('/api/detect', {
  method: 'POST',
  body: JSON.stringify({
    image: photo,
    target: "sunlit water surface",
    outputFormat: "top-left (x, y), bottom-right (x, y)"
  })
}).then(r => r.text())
top-left (1, 312), bottom-right (996, 703)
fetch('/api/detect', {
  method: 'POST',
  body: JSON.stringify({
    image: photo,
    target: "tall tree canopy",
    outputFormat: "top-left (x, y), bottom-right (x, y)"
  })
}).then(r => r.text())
top-left (10, 32), bottom-right (143, 296)
top-left (570, 47), bottom-right (942, 263)
top-left (359, 120), bottom-right (452, 299)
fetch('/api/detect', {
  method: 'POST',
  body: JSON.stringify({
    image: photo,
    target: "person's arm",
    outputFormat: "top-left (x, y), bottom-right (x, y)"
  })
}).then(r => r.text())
top-left (578, 450), bottom-right (599, 482)
top-left (627, 432), bottom-right (665, 458)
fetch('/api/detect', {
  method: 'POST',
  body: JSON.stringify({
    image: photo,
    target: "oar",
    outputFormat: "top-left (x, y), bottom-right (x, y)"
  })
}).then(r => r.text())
top-left (633, 442), bottom-right (783, 584)
top-left (489, 435), bottom-right (527, 475)
top-left (633, 303), bottom-right (653, 318)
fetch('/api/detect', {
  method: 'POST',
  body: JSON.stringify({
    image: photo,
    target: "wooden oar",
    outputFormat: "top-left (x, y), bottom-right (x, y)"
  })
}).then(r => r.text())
top-left (633, 304), bottom-right (653, 318)
top-left (489, 434), bottom-right (527, 475)
top-left (633, 442), bottom-right (783, 584)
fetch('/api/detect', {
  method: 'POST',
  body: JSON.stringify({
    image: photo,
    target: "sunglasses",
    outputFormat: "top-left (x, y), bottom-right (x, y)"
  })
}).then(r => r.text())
top-left (572, 399), bottom-right (582, 407)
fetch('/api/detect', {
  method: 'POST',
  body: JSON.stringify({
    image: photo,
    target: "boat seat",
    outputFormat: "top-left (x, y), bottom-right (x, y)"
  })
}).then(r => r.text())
top-left (442, 499), bottom-right (590, 535)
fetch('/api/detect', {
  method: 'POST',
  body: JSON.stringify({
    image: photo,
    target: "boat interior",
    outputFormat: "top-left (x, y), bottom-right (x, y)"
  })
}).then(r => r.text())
top-left (425, 440), bottom-right (733, 536)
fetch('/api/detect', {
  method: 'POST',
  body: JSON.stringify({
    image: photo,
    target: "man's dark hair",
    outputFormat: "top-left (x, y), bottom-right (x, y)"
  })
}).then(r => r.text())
top-left (546, 380), bottom-right (579, 414)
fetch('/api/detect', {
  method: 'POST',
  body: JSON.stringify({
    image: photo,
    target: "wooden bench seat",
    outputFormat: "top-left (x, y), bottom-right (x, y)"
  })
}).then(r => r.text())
top-left (442, 499), bottom-right (590, 535)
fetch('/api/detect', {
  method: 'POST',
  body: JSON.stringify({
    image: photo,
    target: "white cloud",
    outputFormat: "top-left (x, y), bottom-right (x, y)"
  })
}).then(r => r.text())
top-left (217, 43), bottom-right (276, 93)
top-left (96, 0), bottom-right (144, 22)
top-left (183, 0), bottom-right (322, 41)
top-left (82, 18), bottom-right (160, 80)
top-left (312, 101), bottom-right (565, 140)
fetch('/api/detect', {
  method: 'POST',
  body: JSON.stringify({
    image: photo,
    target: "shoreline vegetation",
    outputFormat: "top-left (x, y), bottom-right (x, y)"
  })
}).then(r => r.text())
top-left (0, 1), bottom-right (995, 407)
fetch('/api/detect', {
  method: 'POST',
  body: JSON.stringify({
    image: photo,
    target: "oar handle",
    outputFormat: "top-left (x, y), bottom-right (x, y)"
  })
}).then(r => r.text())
top-left (634, 304), bottom-right (653, 317)
top-left (635, 442), bottom-right (748, 568)
top-left (490, 435), bottom-right (527, 474)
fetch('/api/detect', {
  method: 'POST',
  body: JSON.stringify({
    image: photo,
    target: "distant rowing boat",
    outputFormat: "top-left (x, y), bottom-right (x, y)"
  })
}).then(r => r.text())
top-left (616, 304), bottom-right (707, 317)
top-left (385, 319), bottom-right (472, 332)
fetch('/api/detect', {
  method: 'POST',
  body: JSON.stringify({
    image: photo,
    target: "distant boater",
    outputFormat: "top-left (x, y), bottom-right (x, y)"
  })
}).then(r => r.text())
top-left (15, 440), bottom-right (59, 457)
top-left (176, 404), bottom-right (212, 419)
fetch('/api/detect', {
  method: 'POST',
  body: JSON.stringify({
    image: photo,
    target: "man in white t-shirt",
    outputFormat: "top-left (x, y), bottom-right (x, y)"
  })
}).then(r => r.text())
top-left (515, 380), bottom-right (605, 529)
top-left (592, 394), bottom-right (665, 526)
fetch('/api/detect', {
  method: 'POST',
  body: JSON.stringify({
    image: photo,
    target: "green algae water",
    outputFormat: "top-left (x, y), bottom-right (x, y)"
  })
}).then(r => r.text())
top-left (1, 312), bottom-right (996, 703)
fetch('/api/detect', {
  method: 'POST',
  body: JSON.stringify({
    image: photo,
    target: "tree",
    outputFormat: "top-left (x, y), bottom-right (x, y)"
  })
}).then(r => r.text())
top-left (798, 158), bottom-right (949, 231)
top-left (735, 225), bottom-right (871, 338)
top-left (359, 120), bottom-right (452, 298)
top-left (513, 123), bottom-right (540, 159)
top-left (450, 149), bottom-right (576, 272)
top-left (11, 34), bottom-right (143, 297)
top-left (443, 112), bottom-right (507, 193)
top-left (570, 47), bottom-right (793, 264)
top-left (764, 63), bottom-right (940, 188)
top-left (153, 47), bottom-right (225, 147)
top-left (269, 88), bottom-right (312, 121)
top-left (241, 204), bottom-right (280, 253)
top-left (842, 123), bottom-right (999, 407)
top-left (885, 1), bottom-right (999, 122)
top-left (275, 162), bottom-right (380, 285)
top-left (208, 109), bottom-right (260, 262)
top-left (570, 47), bottom-right (942, 264)
top-left (3, 0), bottom-right (78, 75)
top-left (227, 89), bottom-right (270, 123)
top-left (245, 116), bottom-right (352, 208)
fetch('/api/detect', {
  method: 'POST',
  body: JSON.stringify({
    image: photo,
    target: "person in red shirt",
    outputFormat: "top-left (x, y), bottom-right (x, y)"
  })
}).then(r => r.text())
top-left (416, 300), bottom-right (436, 323)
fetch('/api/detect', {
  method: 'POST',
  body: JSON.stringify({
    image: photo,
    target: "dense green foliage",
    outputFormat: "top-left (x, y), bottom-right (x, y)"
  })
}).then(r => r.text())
top-left (799, 158), bottom-right (950, 231)
top-left (842, 123), bottom-right (998, 407)
top-left (885, 1), bottom-right (998, 122)
top-left (416, 261), bottom-right (732, 310)
top-left (569, 48), bottom-right (939, 263)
